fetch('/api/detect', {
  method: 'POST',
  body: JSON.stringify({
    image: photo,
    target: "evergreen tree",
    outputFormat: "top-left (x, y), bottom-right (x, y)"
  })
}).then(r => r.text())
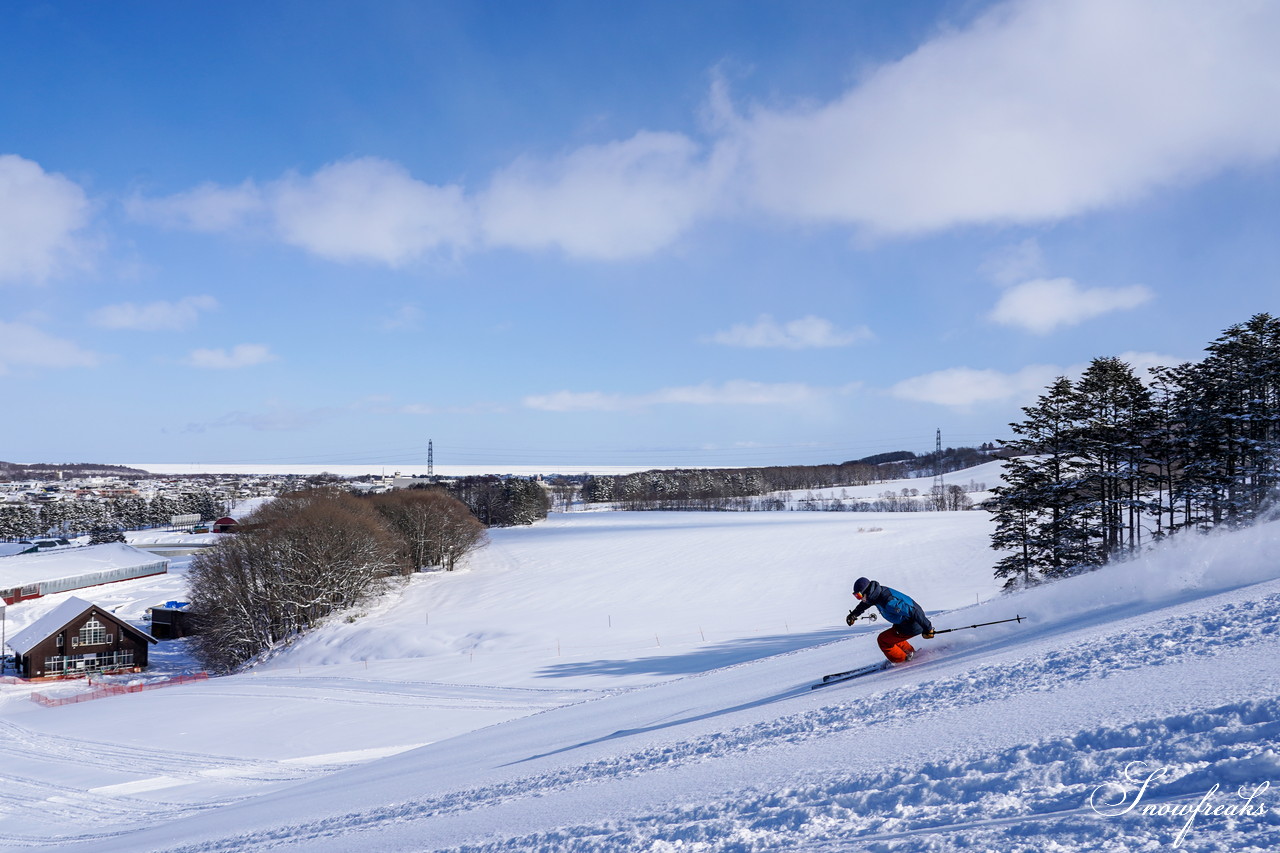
top-left (1197, 313), bottom-right (1280, 523)
top-left (1071, 357), bottom-right (1157, 562)
top-left (996, 376), bottom-right (1093, 579)
top-left (148, 494), bottom-right (180, 526)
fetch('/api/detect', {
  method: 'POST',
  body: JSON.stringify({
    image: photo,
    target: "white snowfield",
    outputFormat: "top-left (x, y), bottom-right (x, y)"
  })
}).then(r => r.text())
top-left (1, 499), bottom-right (1278, 851)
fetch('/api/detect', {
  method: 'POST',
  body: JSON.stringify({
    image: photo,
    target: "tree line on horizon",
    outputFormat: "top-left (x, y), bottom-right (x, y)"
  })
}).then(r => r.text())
top-left (990, 313), bottom-right (1280, 588)
top-left (578, 447), bottom-right (994, 512)
top-left (0, 490), bottom-right (229, 540)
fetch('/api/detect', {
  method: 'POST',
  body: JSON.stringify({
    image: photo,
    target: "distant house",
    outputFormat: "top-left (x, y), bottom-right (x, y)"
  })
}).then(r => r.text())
top-left (6, 596), bottom-right (157, 678)
top-left (211, 516), bottom-right (239, 533)
top-left (0, 542), bottom-right (170, 605)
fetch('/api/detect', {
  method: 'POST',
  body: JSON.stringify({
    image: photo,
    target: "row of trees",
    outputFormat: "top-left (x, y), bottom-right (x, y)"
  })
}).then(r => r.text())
top-left (990, 314), bottom-right (1280, 587)
top-left (797, 484), bottom-right (976, 513)
top-left (437, 476), bottom-right (551, 527)
top-left (0, 491), bottom-right (229, 539)
top-left (579, 454), bottom-right (994, 512)
top-left (189, 488), bottom-right (486, 672)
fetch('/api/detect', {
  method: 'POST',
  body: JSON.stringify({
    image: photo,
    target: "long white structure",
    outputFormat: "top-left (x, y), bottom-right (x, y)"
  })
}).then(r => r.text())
top-left (0, 542), bottom-right (169, 604)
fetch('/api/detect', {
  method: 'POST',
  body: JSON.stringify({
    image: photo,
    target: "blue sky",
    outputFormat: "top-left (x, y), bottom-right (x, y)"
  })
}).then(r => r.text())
top-left (2, 0), bottom-right (1279, 470)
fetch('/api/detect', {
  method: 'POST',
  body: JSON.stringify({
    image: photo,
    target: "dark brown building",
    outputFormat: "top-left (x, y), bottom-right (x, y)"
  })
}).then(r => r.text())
top-left (6, 596), bottom-right (157, 679)
top-left (147, 602), bottom-right (199, 640)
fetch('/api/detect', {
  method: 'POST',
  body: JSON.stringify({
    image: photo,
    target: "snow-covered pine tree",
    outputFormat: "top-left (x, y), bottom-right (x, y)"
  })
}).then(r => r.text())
top-left (1197, 313), bottom-right (1280, 524)
top-left (1072, 357), bottom-right (1157, 563)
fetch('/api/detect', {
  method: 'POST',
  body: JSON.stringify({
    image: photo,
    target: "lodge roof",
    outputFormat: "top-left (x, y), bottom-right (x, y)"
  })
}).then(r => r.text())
top-left (6, 596), bottom-right (157, 656)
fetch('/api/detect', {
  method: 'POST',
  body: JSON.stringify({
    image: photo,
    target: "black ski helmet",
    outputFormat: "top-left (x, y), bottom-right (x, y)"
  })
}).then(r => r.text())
top-left (853, 577), bottom-right (872, 597)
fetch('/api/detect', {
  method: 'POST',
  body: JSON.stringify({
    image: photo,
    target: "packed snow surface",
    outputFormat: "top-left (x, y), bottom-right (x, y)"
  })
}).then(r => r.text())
top-left (2, 496), bottom-right (1278, 851)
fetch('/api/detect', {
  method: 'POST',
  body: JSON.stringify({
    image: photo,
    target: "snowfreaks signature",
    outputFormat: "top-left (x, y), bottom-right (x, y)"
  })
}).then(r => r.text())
top-left (1088, 761), bottom-right (1273, 847)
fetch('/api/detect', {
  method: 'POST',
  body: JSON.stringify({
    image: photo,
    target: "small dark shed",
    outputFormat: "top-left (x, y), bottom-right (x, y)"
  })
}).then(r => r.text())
top-left (6, 596), bottom-right (157, 679)
top-left (211, 516), bottom-right (239, 533)
top-left (148, 601), bottom-right (199, 640)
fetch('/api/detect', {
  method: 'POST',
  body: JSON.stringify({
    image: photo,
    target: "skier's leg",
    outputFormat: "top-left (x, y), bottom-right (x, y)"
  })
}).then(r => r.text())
top-left (877, 627), bottom-right (914, 663)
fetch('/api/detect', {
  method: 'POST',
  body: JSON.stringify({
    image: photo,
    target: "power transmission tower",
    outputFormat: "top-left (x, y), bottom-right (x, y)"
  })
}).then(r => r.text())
top-left (427, 440), bottom-right (434, 478)
top-left (933, 428), bottom-right (944, 509)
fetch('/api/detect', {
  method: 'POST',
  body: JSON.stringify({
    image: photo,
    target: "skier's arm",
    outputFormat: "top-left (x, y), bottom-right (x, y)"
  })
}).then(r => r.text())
top-left (846, 600), bottom-right (872, 625)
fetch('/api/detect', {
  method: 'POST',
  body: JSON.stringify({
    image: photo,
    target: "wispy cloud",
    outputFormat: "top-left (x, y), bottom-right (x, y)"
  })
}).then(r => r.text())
top-left (90, 295), bottom-right (218, 331)
top-left (891, 349), bottom-right (1184, 408)
top-left (270, 158), bottom-right (472, 265)
top-left (127, 2), bottom-right (1280, 262)
top-left (708, 315), bottom-right (873, 349)
top-left (727, 0), bottom-right (1280, 236)
top-left (176, 404), bottom-right (339, 434)
top-left (980, 238), bottom-right (1048, 287)
top-left (0, 321), bottom-right (100, 374)
top-left (478, 131), bottom-right (728, 260)
top-left (989, 277), bottom-right (1153, 334)
top-left (525, 379), bottom-right (850, 412)
top-left (0, 155), bottom-right (92, 283)
top-left (890, 364), bottom-right (1068, 408)
top-left (380, 304), bottom-right (424, 331)
top-left (185, 343), bottom-right (277, 369)
top-left (125, 181), bottom-right (262, 233)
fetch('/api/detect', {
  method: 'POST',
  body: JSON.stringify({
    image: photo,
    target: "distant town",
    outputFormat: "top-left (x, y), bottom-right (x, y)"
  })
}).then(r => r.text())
top-left (0, 461), bottom-right (440, 542)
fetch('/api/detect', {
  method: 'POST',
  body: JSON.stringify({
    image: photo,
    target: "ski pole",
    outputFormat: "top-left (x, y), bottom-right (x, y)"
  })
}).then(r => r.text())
top-left (930, 615), bottom-right (1024, 635)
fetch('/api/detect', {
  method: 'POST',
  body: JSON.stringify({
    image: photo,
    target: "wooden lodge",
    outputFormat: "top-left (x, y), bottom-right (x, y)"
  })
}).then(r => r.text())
top-left (6, 596), bottom-right (158, 679)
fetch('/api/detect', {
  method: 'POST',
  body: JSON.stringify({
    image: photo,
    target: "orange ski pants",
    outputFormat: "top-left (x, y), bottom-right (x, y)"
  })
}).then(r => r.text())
top-left (877, 626), bottom-right (916, 663)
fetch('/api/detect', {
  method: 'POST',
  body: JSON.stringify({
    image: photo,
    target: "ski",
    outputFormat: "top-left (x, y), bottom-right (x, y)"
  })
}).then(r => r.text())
top-left (811, 660), bottom-right (891, 689)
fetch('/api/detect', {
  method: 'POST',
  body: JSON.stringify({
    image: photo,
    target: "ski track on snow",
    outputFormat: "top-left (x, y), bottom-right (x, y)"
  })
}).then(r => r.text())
top-left (440, 697), bottom-right (1280, 852)
top-left (0, 678), bottom-right (600, 848)
top-left (117, 588), bottom-right (1280, 852)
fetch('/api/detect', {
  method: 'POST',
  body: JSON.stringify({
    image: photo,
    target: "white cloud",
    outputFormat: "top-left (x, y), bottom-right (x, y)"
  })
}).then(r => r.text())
top-left (270, 158), bottom-right (473, 265)
top-left (0, 155), bottom-right (91, 282)
top-left (1116, 350), bottom-right (1185, 383)
top-left (125, 181), bottom-right (263, 232)
top-left (525, 379), bottom-right (843, 412)
top-left (131, 158), bottom-right (472, 267)
top-left (728, 0), bottom-right (1280, 236)
top-left (890, 364), bottom-right (1065, 408)
top-left (185, 343), bottom-right (277, 369)
top-left (709, 314), bottom-right (873, 349)
top-left (128, 1), bottom-right (1280, 262)
top-left (90, 295), bottom-right (218, 331)
top-left (892, 349), bottom-right (1187, 408)
top-left (0, 321), bottom-right (99, 374)
top-left (990, 277), bottom-right (1153, 334)
top-left (480, 131), bottom-right (727, 260)
top-left (980, 238), bottom-right (1048, 286)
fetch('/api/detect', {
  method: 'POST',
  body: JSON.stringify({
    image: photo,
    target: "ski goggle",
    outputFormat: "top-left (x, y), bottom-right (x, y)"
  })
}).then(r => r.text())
top-left (854, 591), bottom-right (865, 600)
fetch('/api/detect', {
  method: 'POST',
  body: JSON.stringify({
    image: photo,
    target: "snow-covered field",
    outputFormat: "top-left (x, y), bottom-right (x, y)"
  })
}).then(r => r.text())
top-left (2, 494), bottom-right (1277, 851)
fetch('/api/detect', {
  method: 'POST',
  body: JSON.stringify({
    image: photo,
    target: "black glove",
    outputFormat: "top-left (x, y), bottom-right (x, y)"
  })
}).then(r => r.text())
top-left (923, 629), bottom-right (935, 639)
top-left (846, 610), bottom-right (858, 626)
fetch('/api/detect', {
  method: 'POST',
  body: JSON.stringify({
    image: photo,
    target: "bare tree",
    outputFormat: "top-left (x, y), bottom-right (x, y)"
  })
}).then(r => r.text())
top-left (372, 489), bottom-right (487, 571)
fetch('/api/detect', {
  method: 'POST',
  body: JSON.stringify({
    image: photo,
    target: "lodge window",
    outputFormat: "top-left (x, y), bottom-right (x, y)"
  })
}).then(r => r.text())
top-left (43, 651), bottom-right (134, 675)
top-left (79, 618), bottom-right (108, 646)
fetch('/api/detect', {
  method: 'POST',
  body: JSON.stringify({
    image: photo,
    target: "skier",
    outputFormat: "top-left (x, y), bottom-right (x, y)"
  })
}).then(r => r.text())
top-left (846, 576), bottom-right (934, 663)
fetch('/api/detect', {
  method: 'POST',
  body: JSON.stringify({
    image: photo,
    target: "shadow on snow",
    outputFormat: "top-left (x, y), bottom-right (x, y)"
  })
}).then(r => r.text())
top-left (534, 626), bottom-right (853, 680)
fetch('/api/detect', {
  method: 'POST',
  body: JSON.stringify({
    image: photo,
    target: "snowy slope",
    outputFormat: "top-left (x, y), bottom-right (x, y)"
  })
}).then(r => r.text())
top-left (3, 504), bottom-right (1279, 851)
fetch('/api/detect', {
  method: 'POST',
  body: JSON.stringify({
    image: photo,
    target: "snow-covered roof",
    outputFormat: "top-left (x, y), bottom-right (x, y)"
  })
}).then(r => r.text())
top-left (0, 542), bottom-right (168, 589)
top-left (9, 597), bottom-right (93, 655)
top-left (0, 542), bottom-right (36, 557)
top-left (6, 595), bottom-right (157, 655)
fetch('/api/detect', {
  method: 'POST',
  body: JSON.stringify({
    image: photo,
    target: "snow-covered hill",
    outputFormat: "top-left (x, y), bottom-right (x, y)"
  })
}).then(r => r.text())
top-left (3, 498), bottom-right (1278, 851)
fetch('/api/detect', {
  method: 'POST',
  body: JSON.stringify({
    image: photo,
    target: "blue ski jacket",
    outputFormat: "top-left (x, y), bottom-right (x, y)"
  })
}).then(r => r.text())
top-left (851, 581), bottom-right (933, 636)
